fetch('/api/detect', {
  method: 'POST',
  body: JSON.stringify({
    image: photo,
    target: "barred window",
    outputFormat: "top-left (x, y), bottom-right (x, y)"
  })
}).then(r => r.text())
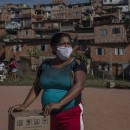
top-left (96, 48), bottom-right (105, 55)
top-left (13, 45), bottom-right (22, 52)
top-left (100, 29), bottom-right (107, 36)
top-left (112, 28), bottom-right (120, 34)
top-left (115, 48), bottom-right (124, 55)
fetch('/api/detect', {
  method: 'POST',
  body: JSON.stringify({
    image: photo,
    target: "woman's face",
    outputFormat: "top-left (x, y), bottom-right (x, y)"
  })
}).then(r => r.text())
top-left (56, 36), bottom-right (72, 48)
top-left (54, 36), bottom-right (73, 61)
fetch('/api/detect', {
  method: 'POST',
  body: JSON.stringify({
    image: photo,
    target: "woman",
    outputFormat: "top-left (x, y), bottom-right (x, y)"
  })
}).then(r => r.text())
top-left (9, 58), bottom-right (18, 81)
top-left (0, 60), bottom-right (5, 74)
top-left (9, 32), bottom-right (87, 130)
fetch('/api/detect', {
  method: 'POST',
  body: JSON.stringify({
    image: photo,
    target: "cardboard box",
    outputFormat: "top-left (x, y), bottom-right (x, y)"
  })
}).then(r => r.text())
top-left (8, 110), bottom-right (50, 130)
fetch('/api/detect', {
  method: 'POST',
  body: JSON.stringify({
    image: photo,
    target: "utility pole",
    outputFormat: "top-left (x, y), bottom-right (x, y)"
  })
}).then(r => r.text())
top-left (109, 47), bottom-right (112, 79)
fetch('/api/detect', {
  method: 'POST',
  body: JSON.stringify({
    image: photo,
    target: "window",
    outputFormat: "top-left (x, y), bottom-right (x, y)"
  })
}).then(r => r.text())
top-left (59, 13), bottom-right (64, 17)
top-left (26, 31), bottom-right (29, 35)
top-left (73, 12), bottom-right (79, 17)
top-left (100, 29), bottom-right (107, 36)
top-left (112, 28), bottom-right (120, 34)
top-left (104, 0), bottom-right (107, 2)
top-left (41, 44), bottom-right (45, 51)
top-left (96, 48), bottom-right (104, 55)
top-left (45, 44), bottom-right (48, 51)
top-left (41, 44), bottom-right (48, 51)
top-left (13, 45), bottom-right (22, 52)
top-left (35, 24), bottom-right (38, 28)
top-left (13, 45), bottom-right (16, 52)
top-left (115, 48), bottom-right (124, 55)
top-left (110, 0), bottom-right (112, 2)
top-left (99, 64), bottom-right (109, 71)
top-left (23, 31), bottom-right (29, 35)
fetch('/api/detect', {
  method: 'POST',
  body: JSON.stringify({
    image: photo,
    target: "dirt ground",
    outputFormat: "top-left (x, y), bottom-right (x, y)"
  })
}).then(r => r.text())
top-left (0, 86), bottom-right (130, 130)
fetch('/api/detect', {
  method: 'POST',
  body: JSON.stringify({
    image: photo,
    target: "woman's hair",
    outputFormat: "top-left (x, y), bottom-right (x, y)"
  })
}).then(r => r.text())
top-left (50, 32), bottom-right (71, 47)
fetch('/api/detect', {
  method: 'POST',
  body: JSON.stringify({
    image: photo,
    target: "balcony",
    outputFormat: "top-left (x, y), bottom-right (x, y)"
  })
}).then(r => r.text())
top-left (5, 21), bottom-right (21, 33)
top-left (11, 14), bottom-right (21, 20)
top-left (60, 26), bottom-right (75, 32)
top-left (37, 15), bottom-right (43, 20)
top-left (44, 27), bottom-right (60, 32)
top-left (32, 24), bottom-right (44, 30)
top-left (20, 13), bottom-right (31, 18)
top-left (3, 38), bottom-right (10, 42)
top-left (42, 34), bottom-right (53, 39)
top-left (35, 34), bottom-right (43, 39)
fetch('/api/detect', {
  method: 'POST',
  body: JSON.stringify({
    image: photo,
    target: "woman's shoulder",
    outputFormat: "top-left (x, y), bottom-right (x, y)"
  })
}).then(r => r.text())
top-left (73, 58), bottom-right (87, 74)
top-left (73, 58), bottom-right (84, 65)
top-left (40, 59), bottom-right (51, 66)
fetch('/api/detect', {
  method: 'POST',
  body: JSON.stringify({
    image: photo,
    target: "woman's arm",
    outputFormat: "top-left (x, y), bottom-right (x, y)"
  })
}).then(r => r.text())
top-left (59, 70), bottom-right (86, 106)
top-left (9, 71), bottom-right (42, 113)
top-left (21, 76), bottom-right (42, 109)
top-left (59, 59), bottom-right (87, 106)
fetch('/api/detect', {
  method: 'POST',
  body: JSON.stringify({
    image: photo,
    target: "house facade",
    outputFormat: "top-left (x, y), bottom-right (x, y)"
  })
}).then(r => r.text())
top-left (0, 1), bottom-right (93, 60)
top-left (1, 0), bottom-right (130, 79)
top-left (91, 23), bottom-right (130, 79)
top-left (4, 39), bottom-right (52, 60)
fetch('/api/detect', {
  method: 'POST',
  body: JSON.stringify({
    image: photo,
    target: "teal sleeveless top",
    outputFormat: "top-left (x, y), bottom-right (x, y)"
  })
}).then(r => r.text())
top-left (38, 59), bottom-right (85, 112)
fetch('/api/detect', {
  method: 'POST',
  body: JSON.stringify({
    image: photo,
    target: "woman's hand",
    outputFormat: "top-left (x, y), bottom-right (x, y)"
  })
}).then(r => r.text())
top-left (42, 102), bottom-right (62, 116)
top-left (8, 104), bottom-right (26, 114)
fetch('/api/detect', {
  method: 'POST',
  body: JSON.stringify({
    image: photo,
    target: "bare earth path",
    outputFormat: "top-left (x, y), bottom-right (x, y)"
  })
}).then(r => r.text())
top-left (0, 86), bottom-right (130, 130)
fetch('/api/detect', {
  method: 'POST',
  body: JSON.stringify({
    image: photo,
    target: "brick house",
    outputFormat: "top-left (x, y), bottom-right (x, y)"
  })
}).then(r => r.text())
top-left (4, 39), bottom-right (53, 60)
top-left (91, 23), bottom-right (130, 79)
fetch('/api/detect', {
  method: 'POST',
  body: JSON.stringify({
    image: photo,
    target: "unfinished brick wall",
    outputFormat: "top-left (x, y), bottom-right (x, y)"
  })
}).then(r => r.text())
top-left (91, 44), bottom-right (130, 63)
top-left (94, 24), bottom-right (127, 44)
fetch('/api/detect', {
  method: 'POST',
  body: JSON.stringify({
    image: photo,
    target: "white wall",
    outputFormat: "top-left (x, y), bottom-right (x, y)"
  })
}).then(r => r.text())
top-left (103, 0), bottom-right (126, 5)
top-left (118, 5), bottom-right (128, 12)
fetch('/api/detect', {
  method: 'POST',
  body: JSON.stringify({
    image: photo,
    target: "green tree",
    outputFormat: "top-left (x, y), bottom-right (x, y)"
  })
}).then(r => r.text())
top-left (27, 48), bottom-right (40, 57)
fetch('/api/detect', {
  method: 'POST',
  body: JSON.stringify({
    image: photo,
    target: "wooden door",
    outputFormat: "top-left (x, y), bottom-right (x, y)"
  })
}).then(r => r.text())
top-left (112, 64), bottom-right (118, 78)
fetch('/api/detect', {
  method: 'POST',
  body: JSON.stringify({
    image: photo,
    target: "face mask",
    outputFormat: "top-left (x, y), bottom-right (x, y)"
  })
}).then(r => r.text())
top-left (56, 46), bottom-right (73, 61)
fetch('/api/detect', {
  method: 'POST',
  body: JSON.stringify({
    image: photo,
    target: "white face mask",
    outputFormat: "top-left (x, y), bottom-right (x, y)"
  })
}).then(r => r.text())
top-left (56, 46), bottom-right (73, 61)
